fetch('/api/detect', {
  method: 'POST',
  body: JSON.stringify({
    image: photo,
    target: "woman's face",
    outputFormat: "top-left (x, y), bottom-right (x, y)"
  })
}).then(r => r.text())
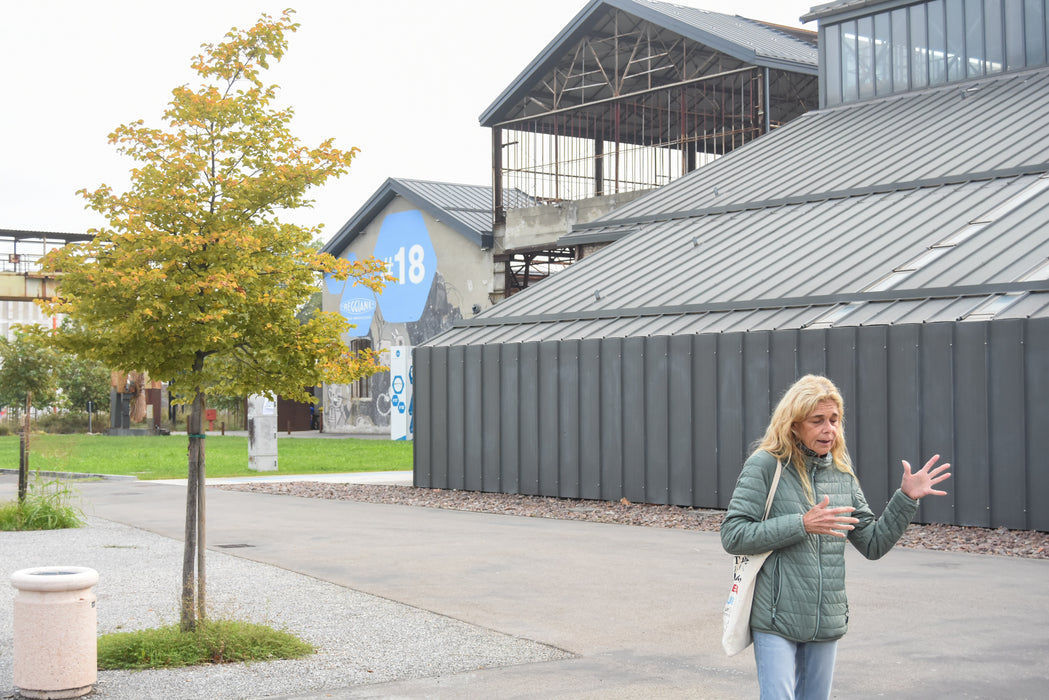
top-left (794, 399), bottom-right (840, 456)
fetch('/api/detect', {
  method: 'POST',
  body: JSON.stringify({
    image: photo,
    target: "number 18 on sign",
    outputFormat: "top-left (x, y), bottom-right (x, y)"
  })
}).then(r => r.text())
top-left (373, 211), bottom-right (437, 323)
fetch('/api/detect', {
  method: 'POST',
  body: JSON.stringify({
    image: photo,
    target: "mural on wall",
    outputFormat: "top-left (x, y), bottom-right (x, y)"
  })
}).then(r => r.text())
top-left (323, 209), bottom-right (463, 432)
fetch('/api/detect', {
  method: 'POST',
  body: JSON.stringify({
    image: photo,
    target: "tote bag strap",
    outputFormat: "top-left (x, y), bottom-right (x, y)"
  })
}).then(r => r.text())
top-left (761, 460), bottom-right (783, 521)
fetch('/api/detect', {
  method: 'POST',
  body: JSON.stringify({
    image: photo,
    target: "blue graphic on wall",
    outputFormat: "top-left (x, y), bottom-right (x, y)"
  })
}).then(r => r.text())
top-left (372, 210), bottom-right (437, 323)
top-left (326, 253), bottom-right (377, 337)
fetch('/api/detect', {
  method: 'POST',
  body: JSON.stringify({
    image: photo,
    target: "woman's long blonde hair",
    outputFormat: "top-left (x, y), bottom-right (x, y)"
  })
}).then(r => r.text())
top-left (754, 374), bottom-right (854, 504)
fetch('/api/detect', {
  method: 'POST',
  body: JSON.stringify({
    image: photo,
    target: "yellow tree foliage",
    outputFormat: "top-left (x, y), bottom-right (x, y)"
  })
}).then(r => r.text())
top-left (41, 9), bottom-right (386, 399)
top-left (38, 10), bottom-right (388, 631)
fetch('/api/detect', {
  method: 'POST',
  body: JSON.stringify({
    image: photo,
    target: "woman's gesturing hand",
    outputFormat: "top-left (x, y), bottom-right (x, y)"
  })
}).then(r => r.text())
top-left (901, 454), bottom-right (952, 500)
top-left (802, 495), bottom-right (858, 537)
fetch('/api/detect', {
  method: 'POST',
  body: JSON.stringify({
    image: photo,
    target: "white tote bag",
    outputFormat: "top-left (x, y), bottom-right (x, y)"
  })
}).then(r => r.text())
top-left (722, 460), bottom-right (783, 656)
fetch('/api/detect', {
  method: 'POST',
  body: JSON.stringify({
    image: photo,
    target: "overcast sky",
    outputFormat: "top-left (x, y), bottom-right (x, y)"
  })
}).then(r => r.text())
top-left (1, 0), bottom-right (814, 242)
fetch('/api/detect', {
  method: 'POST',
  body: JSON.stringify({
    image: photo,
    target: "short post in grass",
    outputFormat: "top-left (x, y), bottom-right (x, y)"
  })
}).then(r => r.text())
top-left (247, 395), bottom-right (278, 471)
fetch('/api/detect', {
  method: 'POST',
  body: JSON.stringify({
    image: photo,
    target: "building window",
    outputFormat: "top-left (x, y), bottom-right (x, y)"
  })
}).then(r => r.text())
top-left (911, 4), bottom-right (930, 89)
top-left (892, 8), bottom-right (910, 89)
top-left (1025, 0), bottom-right (1047, 64)
top-left (349, 339), bottom-right (372, 399)
top-left (966, 0), bottom-right (986, 78)
top-left (928, 0), bottom-right (948, 85)
top-left (825, 23), bottom-right (843, 104)
top-left (822, 0), bottom-right (1049, 106)
top-left (875, 11), bottom-right (894, 94)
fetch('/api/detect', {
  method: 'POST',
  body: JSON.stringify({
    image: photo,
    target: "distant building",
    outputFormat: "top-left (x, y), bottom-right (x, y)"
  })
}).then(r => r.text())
top-left (320, 178), bottom-right (520, 432)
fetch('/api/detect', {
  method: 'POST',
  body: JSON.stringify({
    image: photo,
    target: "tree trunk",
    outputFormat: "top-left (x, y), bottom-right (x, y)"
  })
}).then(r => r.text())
top-left (181, 386), bottom-right (207, 632)
top-left (17, 392), bottom-right (31, 503)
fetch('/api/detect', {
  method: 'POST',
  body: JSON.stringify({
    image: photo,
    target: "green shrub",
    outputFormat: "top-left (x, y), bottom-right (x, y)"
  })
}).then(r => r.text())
top-left (97, 619), bottom-right (315, 669)
top-left (0, 478), bottom-right (84, 530)
top-left (34, 411), bottom-right (110, 435)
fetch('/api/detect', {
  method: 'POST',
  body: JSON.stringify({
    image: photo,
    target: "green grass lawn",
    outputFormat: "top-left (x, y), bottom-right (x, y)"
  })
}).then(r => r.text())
top-left (1, 434), bottom-right (412, 480)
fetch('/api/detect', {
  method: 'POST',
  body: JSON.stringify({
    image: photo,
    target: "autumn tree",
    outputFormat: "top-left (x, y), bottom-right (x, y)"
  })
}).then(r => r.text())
top-left (0, 326), bottom-right (60, 502)
top-left (39, 10), bottom-right (387, 631)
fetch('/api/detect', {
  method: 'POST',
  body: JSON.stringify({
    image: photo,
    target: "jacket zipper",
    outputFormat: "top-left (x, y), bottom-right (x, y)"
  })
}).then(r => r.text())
top-left (811, 460), bottom-right (822, 641)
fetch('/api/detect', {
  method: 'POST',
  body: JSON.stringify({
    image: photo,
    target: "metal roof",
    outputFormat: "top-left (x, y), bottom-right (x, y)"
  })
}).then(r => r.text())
top-left (582, 68), bottom-right (1049, 225)
top-left (800, 0), bottom-right (906, 23)
top-left (479, 0), bottom-right (818, 127)
top-left (427, 66), bottom-right (1049, 347)
top-left (322, 178), bottom-right (533, 255)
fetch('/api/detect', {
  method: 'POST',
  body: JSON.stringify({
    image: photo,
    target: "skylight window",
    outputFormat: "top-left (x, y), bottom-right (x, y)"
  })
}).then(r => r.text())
top-left (961, 293), bottom-right (1023, 321)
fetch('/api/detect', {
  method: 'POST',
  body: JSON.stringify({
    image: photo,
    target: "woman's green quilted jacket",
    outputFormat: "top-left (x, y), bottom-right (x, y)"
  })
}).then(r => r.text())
top-left (721, 449), bottom-right (918, 642)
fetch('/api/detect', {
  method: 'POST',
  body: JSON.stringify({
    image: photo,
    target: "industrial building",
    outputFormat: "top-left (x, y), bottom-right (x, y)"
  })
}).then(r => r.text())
top-left (414, 0), bottom-right (1049, 531)
top-left (321, 0), bottom-right (819, 432)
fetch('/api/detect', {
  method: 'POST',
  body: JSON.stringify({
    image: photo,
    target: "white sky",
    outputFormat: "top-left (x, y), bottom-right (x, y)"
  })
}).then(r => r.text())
top-left (1, 0), bottom-right (814, 243)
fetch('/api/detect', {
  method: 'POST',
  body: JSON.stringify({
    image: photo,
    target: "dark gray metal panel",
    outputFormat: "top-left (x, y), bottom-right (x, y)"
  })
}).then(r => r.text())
top-left (769, 329), bottom-right (799, 408)
top-left (953, 322), bottom-right (991, 527)
top-left (418, 320), bottom-right (1045, 529)
top-left (887, 325), bottom-right (921, 504)
top-left (692, 333), bottom-right (720, 507)
top-left (826, 327), bottom-right (857, 417)
top-left (826, 327), bottom-right (858, 494)
top-left (988, 321), bottom-right (1028, 529)
top-left (743, 331), bottom-right (772, 452)
top-left (558, 340), bottom-right (581, 499)
top-left (413, 347), bottom-right (433, 488)
top-left (716, 332), bottom-right (745, 509)
top-left (917, 323), bottom-right (956, 525)
top-left (622, 337), bottom-right (647, 503)
top-left (518, 343), bottom-right (541, 495)
top-left (644, 336), bottom-right (670, 504)
top-left (429, 346), bottom-right (449, 489)
top-left (579, 338), bottom-right (603, 500)
top-left (538, 342), bottom-right (560, 497)
top-left (446, 346), bottom-right (466, 491)
top-left (463, 345), bottom-right (483, 493)
top-left (668, 334), bottom-right (694, 506)
top-left (481, 344), bottom-right (502, 492)
top-left (1025, 318), bottom-right (1049, 531)
top-left (600, 337), bottom-right (625, 501)
top-left (855, 326), bottom-right (890, 508)
top-left (798, 329), bottom-right (827, 378)
top-left (500, 344), bottom-right (521, 494)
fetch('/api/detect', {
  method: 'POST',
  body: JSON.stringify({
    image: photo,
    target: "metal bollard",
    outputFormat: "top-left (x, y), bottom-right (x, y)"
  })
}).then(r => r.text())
top-left (11, 566), bottom-right (99, 699)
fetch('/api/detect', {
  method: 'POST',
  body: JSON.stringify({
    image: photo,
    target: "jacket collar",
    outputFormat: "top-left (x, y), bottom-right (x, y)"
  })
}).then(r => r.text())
top-left (797, 441), bottom-right (833, 470)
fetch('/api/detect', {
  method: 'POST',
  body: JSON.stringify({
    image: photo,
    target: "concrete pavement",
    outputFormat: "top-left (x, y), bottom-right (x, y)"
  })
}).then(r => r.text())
top-left (3, 473), bottom-right (1047, 699)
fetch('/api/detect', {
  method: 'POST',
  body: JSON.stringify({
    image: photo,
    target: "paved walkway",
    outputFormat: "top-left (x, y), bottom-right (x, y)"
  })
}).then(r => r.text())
top-left (3, 473), bottom-right (1047, 699)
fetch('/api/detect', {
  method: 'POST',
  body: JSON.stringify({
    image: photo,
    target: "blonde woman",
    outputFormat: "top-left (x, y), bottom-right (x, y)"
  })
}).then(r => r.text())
top-left (721, 375), bottom-right (951, 700)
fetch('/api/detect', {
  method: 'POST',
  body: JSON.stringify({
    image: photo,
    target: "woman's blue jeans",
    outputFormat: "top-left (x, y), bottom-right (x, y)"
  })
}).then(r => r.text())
top-left (753, 631), bottom-right (838, 700)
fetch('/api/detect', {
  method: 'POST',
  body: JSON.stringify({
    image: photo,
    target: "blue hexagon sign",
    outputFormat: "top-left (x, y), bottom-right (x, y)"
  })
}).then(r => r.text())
top-left (326, 253), bottom-right (377, 337)
top-left (373, 210), bottom-right (436, 323)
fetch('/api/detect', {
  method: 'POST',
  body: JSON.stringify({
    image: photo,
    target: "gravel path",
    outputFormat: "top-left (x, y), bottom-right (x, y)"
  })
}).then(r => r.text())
top-left (0, 518), bottom-right (571, 700)
top-left (218, 481), bottom-right (1049, 560)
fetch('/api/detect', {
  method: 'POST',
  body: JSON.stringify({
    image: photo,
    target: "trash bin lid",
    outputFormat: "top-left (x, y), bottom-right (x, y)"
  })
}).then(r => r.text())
top-left (11, 566), bottom-right (99, 592)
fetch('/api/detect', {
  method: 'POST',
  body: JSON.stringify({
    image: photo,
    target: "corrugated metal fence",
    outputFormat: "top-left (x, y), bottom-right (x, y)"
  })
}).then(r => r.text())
top-left (415, 318), bottom-right (1049, 531)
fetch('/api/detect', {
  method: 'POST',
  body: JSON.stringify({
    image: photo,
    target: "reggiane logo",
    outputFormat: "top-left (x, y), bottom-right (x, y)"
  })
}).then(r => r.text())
top-left (341, 297), bottom-right (377, 315)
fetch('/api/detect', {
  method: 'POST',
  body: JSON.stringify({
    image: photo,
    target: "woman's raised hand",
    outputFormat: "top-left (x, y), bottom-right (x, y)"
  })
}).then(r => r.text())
top-left (901, 454), bottom-right (952, 500)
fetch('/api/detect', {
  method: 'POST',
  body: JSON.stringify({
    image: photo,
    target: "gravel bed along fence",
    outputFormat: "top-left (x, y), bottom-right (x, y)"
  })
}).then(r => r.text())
top-left (217, 481), bottom-right (1048, 560)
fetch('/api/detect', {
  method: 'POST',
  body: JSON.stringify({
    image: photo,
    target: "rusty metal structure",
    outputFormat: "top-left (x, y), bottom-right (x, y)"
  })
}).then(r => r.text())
top-left (0, 229), bottom-right (92, 302)
top-left (482, 2), bottom-right (819, 223)
top-left (479, 1), bottom-right (819, 297)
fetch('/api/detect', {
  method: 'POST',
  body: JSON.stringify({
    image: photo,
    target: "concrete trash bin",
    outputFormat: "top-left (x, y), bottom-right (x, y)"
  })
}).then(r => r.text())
top-left (11, 566), bottom-right (99, 700)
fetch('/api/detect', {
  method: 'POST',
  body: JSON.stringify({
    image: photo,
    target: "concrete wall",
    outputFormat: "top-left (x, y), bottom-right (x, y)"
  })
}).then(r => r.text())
top-left (499, 190), bottom-right (653, 253)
